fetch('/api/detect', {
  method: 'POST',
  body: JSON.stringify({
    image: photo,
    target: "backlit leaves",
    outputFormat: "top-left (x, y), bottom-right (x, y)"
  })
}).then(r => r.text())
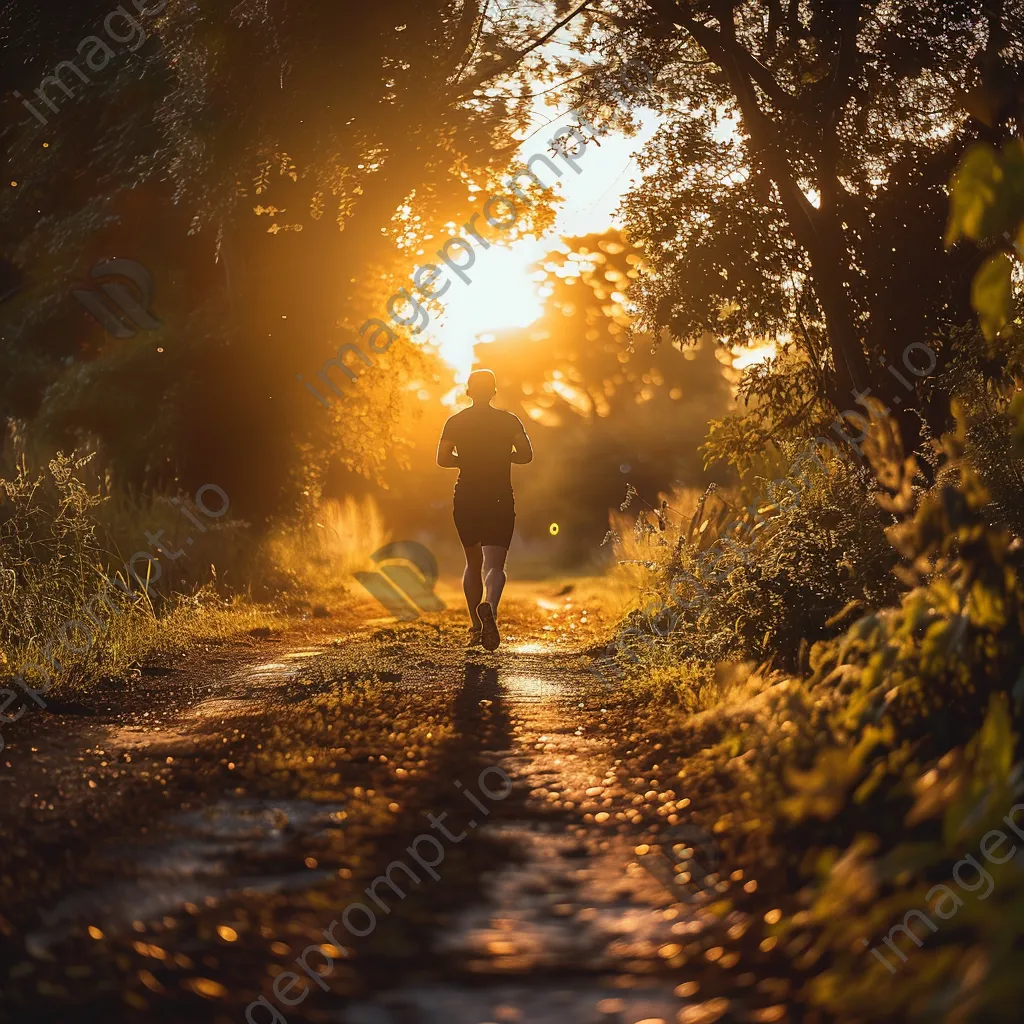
top-left (946, 144), bottom-right (1006, 246)
top-left (971, 253), bottom-right (1014, 340)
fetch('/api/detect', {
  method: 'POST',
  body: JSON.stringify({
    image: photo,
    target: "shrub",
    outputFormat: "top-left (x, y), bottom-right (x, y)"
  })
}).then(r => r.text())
top-left (776, 409), bottom-right (1024, 1021)
top-left (600, 406), bottom-right (1024, 1023)
top-left (611, 438), bottom-right (900, 684)
top-left (0, 450), bottom-right (153, 691)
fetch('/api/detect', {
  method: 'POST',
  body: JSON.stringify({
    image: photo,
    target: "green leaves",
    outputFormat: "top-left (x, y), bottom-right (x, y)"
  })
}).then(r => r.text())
top-left (946, 144), bottom-right (1005, 246)
top-left (943, 692), bottom-right (1015, 848)
top-left (946, 139), bottom-right (1024, 247)
top-left (947, 140), bottom-right (1024, 340)
top-left (971, 252), bottom-right (1014, 340)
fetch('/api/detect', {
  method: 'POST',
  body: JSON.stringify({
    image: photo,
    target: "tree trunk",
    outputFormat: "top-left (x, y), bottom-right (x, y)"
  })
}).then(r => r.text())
top-left (798, 206), bottom-right (874, 405)
top-left (735, 117), bottom-right (875, 405)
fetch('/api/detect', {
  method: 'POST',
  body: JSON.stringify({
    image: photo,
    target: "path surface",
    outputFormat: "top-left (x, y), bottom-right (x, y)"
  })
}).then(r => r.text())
top-left (0, 583), bottom-right (756, 1024)
top-left (340, 645), bottom-right (688, 1024)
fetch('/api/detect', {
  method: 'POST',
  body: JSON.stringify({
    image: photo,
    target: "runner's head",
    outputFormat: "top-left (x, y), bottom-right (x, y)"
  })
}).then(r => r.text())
top-left (467, 369), bottom-right (497, 404)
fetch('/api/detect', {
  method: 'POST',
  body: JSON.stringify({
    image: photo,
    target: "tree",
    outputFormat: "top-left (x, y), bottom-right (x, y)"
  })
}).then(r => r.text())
top-left (537, 0), bottom-right (1023, 448)
top-left (0, 0), bottom-right (591, 518)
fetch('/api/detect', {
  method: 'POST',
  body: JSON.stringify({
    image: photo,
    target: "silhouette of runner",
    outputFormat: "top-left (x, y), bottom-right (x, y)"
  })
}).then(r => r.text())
top-left (436, 369), bottom-right (533, 650)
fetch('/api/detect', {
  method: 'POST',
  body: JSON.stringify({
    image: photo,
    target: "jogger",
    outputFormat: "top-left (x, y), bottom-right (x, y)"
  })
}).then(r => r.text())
top-left (436, 369), bottom-right (533, 650)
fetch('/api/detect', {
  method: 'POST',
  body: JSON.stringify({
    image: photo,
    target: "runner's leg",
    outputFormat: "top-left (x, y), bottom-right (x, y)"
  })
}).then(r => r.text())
top-left (463, 544), bottom-right (484, 629)
top-left (482, 544), bottom-right (508, 617)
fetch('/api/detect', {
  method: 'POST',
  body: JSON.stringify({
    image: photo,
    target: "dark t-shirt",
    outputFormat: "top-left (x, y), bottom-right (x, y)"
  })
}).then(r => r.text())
top-left (441, 405), bottom-right (525, 499)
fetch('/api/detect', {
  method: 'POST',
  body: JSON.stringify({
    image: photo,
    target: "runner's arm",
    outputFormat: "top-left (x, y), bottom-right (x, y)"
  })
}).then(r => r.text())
top-left (436, 437), bottom-right (459, 468)
top-left (511, 428), bottom-right (533, 464)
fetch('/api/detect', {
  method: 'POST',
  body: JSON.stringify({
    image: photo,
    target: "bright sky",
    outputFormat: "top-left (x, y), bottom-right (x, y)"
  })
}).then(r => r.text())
top-left (425, 104), bottom-right (661, 380)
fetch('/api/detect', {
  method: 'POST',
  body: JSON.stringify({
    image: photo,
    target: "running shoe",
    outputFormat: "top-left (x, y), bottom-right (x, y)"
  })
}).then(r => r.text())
top-left (476, 602), bottom-right (500, 651)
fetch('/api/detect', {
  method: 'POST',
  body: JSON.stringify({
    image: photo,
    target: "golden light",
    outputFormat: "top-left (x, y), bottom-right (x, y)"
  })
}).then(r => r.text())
top-left (428, 242), bottom-right (544, 378)
top-left (549, 522), bottom-right (560, 535)
top-left (732, 338), bottom-right (779, 370)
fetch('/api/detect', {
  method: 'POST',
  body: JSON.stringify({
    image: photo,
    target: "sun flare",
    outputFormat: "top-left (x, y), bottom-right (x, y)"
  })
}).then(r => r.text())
top-left (427, 241), bottom-right (545, 380)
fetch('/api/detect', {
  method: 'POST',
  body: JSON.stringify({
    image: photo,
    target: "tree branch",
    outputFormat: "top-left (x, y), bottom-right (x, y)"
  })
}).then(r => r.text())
top-left (454, 0), bottom-right (597, 98)
top-left (763, 0), bottom-right (782, 60)
top-left (812, 3), bottom-right (868, 220)
top-left (640, 0), bottom-right (795, 110)
top-left (450, 0), bottom-right (491, 86)
top-left (516, 0), bottom-right (598, 64)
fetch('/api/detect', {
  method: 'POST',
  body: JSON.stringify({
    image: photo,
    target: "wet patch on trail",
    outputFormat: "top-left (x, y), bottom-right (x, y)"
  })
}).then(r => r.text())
top-left (23, 796), bottom-right (349, 960)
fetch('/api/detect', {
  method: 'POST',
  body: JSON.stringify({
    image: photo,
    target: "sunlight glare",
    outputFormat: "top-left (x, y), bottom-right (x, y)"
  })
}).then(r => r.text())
top-left (732, 338), bottom-right (779, 370)
top-left (428, 243), bottom-right (545, 379)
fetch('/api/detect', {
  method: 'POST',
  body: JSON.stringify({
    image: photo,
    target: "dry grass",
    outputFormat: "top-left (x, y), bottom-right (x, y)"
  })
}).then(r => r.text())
top-left (265, 495), bottom-right (389, 595)
top-left (0, 448), bottom-right (279, 697)
top-left (607, 485), bottom-right (705, 598)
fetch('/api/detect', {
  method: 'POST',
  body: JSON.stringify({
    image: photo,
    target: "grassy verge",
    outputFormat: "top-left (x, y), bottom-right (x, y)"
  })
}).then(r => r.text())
top-left (599, 413), bottom-right (1024, 1021)
top-left (0, 452), bottom-right (286, 701)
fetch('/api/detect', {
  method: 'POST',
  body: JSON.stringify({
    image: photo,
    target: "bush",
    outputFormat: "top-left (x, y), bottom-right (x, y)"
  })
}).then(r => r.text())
top-left (602, 407), bottom-right (1024, 1023)
top-left (776, 410), bottom-right (1024, 1021)
top-left (0, 450), bottom-right (153, 692)
top-left (611, 438), bottom-right (900, 685)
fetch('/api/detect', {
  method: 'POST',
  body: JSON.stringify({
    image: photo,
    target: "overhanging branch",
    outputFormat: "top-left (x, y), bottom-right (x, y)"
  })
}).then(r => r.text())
top-left (640, 0), bottom-right (795, 111)
top-left (454, 0), bottom-right (598, 98)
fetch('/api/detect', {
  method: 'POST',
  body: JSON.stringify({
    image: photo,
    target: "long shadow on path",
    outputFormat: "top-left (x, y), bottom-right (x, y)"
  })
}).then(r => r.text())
top-left (341, 646), bottom-right (692, 1024)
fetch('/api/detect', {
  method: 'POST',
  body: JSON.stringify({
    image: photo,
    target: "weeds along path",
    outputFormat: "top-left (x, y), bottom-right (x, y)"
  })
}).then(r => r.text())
top-left (0, 583), bottom-right (769, 1024)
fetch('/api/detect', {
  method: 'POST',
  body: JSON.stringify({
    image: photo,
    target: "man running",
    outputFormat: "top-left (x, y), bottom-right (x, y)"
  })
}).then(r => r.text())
top-left (436, 369), bottom-right (533, 651)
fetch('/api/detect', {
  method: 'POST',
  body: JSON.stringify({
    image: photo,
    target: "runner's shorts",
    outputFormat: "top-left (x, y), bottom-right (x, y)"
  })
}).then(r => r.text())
top-left (453, 492), bottom-right (515, 548)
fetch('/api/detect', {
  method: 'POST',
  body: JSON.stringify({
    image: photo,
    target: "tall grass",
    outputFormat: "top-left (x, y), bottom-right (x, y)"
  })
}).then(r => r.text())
top-left (265, 495), bottom-right (389, 594)
top-left (0, 448), bottom-right (275, 698)
top-left (606, 440), bottom-right (900, 700)
top-left (0, 451), bottom-right (147, 690)
top-left (95, 485), bottom-right (259, 600)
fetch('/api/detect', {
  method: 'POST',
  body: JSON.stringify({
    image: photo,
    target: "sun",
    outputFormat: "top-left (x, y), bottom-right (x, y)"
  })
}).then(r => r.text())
top-left (426, 241), bottom-right (545, 380)
top-left (419, 101), bottom-right (660, 384)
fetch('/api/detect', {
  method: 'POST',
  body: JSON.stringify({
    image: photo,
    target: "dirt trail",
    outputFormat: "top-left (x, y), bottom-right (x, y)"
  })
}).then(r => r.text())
top-left (341, 646), bottom-right (688, 1024)
top-left (0, 584), bottom-right (752, 1024)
